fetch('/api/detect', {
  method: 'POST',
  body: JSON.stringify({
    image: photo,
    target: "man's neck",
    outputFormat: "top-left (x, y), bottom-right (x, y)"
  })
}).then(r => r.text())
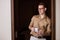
top-left (39, 14), bottom-right (46, 19)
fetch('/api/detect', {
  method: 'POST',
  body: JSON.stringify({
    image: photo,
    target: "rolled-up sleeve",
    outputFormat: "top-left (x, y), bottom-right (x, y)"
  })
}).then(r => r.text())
top-left (46, 18), bottom-right (51, 36)
top-left (29, 16), bottom-right (35, 30)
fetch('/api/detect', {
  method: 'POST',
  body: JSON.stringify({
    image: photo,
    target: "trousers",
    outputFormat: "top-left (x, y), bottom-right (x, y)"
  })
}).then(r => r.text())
top-left (30, 36), bottom-right (46, 40)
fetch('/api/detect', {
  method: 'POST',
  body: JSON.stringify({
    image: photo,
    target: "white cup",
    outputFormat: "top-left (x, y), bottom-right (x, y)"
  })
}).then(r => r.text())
top-left (34, 28), bottom-right (39, 32)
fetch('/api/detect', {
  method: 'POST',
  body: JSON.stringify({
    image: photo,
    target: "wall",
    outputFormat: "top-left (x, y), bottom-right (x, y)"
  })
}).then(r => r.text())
top-left (0, 0), bottom-right (11, 40)
top-left (56, 0), bottom-right (60, 40)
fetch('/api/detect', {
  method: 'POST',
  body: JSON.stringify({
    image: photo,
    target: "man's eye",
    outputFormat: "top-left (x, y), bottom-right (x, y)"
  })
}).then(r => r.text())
top-left (39, 8), bottom-right (44, 9)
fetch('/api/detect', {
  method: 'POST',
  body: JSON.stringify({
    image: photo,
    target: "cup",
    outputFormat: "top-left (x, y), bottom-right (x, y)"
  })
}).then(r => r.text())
top-left (34, 27), bottom-right (39, 32)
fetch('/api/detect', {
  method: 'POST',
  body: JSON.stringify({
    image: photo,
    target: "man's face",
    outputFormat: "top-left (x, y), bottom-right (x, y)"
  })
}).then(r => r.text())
top-left (38, 5), bottom-right (46, 15)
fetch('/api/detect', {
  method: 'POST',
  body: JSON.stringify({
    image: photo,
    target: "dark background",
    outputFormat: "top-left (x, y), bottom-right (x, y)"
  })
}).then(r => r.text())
top-left (14, 0), bottom-right (51, 40)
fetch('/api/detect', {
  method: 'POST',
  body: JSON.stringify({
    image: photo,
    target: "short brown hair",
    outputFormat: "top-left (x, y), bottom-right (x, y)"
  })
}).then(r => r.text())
top-left (38, 2), bottom-right (46, 7)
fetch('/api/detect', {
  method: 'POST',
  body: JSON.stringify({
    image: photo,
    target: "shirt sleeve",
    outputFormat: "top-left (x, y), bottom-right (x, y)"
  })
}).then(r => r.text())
top-left (28, 16), bottom-right (35, 30)
top-left (45, 17), bottom-right (51, 36)
top-left (47, 19), bottom-right (51, 33)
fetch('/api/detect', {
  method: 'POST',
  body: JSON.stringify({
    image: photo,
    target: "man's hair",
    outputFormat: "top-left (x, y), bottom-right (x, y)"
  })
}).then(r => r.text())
top-left (38, 2), bottom-right (46, 8)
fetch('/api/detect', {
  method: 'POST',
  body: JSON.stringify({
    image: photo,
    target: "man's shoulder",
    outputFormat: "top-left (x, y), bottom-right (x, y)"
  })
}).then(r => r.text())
top-left (46, 16), bottom-right (50, 20)
top-left (31, 15), bottom-right (39, 20)
top-left (46, 16), bottom-right (51, 22)
top-left (32, 15), bottom-right (39, 18)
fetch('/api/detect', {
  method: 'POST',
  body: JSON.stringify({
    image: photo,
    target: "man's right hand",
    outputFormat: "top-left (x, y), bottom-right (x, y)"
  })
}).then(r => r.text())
top-left (30, 27), bottom-right (39, 37)
top-left (31, 27), bottom-right (35, 32)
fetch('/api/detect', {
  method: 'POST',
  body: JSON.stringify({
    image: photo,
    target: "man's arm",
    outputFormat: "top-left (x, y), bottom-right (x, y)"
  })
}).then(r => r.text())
top-left (28, 16), bottom-right (39, 37)
top-left (29, 16), bottom-right (34, 31)
top-left (45, 18), bottom-right (51, 36)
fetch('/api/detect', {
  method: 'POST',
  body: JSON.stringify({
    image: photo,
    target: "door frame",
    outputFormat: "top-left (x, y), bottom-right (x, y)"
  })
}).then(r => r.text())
top-left (11, 0), bottom-right (56, 40)
top-left (11, 0), bottom-right (14, 40)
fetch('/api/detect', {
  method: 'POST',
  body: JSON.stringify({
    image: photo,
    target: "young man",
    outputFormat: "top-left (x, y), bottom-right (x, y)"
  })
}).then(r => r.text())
top-left (29, 3), bottom-right (51, 40)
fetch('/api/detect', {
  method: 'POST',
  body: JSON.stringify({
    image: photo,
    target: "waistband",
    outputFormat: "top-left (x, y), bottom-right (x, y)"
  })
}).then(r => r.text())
top-left (30, 34), bottom-right (43, 38)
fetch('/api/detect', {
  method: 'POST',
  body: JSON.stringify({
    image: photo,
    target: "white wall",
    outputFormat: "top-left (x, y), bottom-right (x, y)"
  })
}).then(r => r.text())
top-left (0, 0), bottom-right (11, 40)
top-left (56, 0), bottom-right (60, 40)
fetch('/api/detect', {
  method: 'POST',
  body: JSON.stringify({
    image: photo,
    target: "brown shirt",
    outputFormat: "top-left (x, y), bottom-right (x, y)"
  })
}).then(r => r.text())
top-left (29, 15), bottom-right (51, 36)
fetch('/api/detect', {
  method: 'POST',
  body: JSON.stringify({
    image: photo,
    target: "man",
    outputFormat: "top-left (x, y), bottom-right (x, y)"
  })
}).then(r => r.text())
top-left (29, 2), bottom-right (51, 40)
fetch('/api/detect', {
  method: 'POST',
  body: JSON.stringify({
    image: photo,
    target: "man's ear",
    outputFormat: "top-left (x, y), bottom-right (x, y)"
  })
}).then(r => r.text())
top-left (45, 8), bottom-right (47, 11)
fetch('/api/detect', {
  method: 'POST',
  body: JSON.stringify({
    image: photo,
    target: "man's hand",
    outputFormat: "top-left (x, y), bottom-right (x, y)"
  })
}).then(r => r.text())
top-left (30, 27), bottom-right (44, 37)
top-left (31, 27), bottom-right (35, 32)
top-left (30, 27), bottom-right (39, 37)
top-left (34, 32), bottom-right (39, 37)
top-left (38, 30), bottom-right (44, 37)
